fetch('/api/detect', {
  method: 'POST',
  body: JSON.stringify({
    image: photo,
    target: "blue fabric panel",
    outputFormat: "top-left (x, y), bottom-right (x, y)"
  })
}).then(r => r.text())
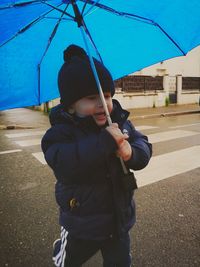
top-left (84, 6), bottom-right (183, 80)
top-left (0, 5), bottom-right (65, 110)
top-left (99, 0), bottom-right (200, 52)
top-left (0, 0), bottom-right (200, 110)
top-left (0, 1), bottom-right (62, 46)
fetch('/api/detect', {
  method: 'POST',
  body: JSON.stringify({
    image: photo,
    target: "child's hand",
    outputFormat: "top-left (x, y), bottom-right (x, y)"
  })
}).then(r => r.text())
top-left (117, 140), bottom-right (132, 161)
top-left (106, 123), bottom-right (128, 146)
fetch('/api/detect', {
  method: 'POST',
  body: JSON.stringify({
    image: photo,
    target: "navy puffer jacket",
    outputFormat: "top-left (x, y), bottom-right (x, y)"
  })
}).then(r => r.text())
top-left (41, 100), bottom-right (152, 240)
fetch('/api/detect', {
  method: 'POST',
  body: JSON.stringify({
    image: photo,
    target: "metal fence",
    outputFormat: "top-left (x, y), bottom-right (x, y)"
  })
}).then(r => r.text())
top-left (114, 75), bottom-right (163, 92)
top-left (182, 77), bottom-right (200, 90)
top-left (114, 75), bottom-right (200, 92)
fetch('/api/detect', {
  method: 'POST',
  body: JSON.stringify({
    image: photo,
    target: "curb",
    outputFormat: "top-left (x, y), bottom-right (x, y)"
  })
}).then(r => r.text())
top-left (0, 125), bottom-right (35, 130)
top-left (132, 109), bottom-right (200, 119)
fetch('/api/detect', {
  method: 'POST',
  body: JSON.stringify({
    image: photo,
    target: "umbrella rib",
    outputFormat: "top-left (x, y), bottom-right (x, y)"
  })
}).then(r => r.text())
top-left (82, 0), bottom-right (101, 17)
top-left (80, 0), bottom-right (155, 25)
top-left (0, 0), bottom-right (45, 9)
top-left (0, 3), bottom-right (64, 48)
top-left (43, 16), bottom-right (72, 20)
top-left (38, 5), bottom-right (69, 65)
top-left (41, 1), bottom-right (74, 19)
top-left (81, 0), bottom-right (88, 15)
top-left (80, 0), bottom-right (186, 55)
top-left (37, 3), bottom-right (70, 104)
top-left (82, 18), bottom-right (103, 63)
top-left (40, 2), bottom-right (70, 64)
top-left (156, 23), bottom-right (186, 55)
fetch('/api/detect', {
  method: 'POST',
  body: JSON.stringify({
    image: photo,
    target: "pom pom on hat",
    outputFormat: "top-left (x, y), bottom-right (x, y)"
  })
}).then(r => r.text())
top-left (58, 44), bottom-right (115, 108)
top-left (63, 44), bottom-right (87, 62)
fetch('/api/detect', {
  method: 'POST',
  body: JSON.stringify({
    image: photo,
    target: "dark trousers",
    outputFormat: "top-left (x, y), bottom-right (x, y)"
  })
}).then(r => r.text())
top-left (53, 227), bottom-right (132, 267)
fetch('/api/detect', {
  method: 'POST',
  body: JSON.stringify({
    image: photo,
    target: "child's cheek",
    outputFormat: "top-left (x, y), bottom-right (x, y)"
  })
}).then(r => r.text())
top-left (79, 102), bottom-right (95, 116)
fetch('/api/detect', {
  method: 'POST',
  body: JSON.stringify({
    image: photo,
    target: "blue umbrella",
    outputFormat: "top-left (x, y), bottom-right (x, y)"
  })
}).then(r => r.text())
top-left (1, 0), bottom-right (200, 111)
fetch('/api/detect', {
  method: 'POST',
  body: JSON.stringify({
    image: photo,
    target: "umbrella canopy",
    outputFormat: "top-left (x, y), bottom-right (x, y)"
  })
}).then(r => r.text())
top-left (1, 0), bottom-right (200, 110)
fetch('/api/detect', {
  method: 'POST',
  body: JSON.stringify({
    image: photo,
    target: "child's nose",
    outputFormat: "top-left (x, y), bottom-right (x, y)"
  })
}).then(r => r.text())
top-left (97, 97), bottom-right (103, 107)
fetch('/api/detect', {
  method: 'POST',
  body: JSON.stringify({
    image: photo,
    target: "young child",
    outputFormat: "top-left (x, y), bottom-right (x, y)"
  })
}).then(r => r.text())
top-left (41, 45), bottom-right (152, 267)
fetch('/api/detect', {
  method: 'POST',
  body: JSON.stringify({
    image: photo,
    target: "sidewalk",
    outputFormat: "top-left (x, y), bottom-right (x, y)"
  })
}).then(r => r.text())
top-left (129, 103), bottom-right (200, 119)
top-left (0, 108), bottom-right (50, 130)
top-left (0, 104), bottom-right (199, 129)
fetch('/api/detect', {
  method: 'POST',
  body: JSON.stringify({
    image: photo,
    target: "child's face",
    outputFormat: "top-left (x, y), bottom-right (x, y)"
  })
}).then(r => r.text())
top-left (72, 92), bottom-right (113, 126)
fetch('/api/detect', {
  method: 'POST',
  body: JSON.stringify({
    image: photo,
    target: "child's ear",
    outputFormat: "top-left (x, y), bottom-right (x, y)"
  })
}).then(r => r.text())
top-left (68, 106), bottom-right (75, 114)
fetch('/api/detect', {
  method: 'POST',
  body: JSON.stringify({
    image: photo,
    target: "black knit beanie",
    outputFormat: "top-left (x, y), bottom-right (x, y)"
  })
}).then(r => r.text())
top-left (58, 44), bottom-right (115, 108)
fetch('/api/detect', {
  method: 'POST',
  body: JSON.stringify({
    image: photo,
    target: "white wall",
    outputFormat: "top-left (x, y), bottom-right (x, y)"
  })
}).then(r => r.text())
top-left (113, 90), bottom-right (200, 109)
top-left (133, 46), bottom-right (200, 77)
top-left (114, 91), bottom-right (167, 109)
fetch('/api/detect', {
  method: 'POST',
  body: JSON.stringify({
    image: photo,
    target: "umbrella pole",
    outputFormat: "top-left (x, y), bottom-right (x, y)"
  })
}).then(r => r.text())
top-left (80, 27), bottom-right (129, 175)
top-left (70, 0), bottom-right (112, 125)
top-left (71, 0), bottom-right (129, 175)
top-left (80, 27), bottom-right (112, 125)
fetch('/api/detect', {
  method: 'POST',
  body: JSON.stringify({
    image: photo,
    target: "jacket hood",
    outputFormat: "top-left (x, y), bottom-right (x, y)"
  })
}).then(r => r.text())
top-left (111, 99), bottom-right (130, 127)
top-left (49, 103), bottom-right (71, 126)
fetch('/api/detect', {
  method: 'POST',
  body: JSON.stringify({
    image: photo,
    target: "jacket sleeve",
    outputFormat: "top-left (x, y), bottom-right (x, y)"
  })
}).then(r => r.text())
top-left (124, 120), bottom-right (152, 170)
top-left (41, 124), bottom-right (118, 183)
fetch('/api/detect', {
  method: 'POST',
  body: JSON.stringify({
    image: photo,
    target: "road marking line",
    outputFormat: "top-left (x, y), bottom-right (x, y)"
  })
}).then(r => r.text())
top-left (148, 130), bottom-right (198, 143)
top-left (135, 145), bottom-right (200, 187)
top-left (5, 131), bottom-right (45, 138)
top-left (11, 130), bottom-right (198, 148)
top-left (169, 122), bottom-right (200, 129)
top-left (0, 149), bottom-right (22, 155)
top-left (32, 144), bottom-right (200, 191)
top-left (32, 152), bottom-right (46, 165)
top-left (15, 139), bottom-right (41, 147)
top-left (136, 125), bottom-right (159, 131)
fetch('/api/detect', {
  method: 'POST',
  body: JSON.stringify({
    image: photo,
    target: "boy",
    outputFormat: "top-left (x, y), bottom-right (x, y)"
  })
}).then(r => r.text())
top-left (41, 45), bottom-right (152, 267)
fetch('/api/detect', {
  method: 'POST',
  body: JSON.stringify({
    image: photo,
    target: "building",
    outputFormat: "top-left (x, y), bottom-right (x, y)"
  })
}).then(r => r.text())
top-left (114, 46), bottom-right (200, 108)
top-left (40, 46), bottom-right (200, 111)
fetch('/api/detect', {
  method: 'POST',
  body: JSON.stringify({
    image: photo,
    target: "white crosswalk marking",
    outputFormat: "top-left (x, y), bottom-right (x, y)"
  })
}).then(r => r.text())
top-left (0, 149), bottom-right (22, 155)
top-left (169, 122), bottom-right (200, 129)
top-left (148, 130), bottom-right (198, 143)
top-left (15, 139), bottom-right (41, 147)
top-left (135, 125), bottom-right (159, 131)
top-left (12, 129), bottom-right (198, 147)
top-left (32, 152), bottom-right (46, 165)
top-left (5, 131), bottom-right (45, 138)
top-left (135, 145), bottom-right (200, 187)
top-left (3, 126), bottom-right (200, 189)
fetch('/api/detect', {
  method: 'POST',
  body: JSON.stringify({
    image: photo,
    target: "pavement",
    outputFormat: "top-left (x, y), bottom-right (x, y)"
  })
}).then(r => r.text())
top-left (0, 103), bottom-right (199, 130)
top-left (128, 103), bottom-right (200, 120)
top-left (0, 104), bottom-right (200, 267)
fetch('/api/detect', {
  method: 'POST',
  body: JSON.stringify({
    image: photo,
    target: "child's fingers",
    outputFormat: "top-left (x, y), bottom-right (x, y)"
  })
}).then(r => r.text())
top-left (110, 123), bottom-right (118, 128)
top-left (106, 125), bottom-right (128, 145)
top-left (123, 133), bottom-right (129, 139)
top-left (116, 141), bottom-right (132, 161)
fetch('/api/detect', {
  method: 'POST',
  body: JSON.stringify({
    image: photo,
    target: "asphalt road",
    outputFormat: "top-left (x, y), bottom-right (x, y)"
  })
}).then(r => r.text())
top-left (0, 110), bottom-right (200, 267)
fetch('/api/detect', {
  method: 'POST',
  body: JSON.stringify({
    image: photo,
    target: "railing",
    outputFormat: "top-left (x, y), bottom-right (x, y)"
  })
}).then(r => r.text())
top-left (114, 75), bottom-right (200, 93)
top-left (114, 75), bottom-right (163, 92)
top-left (182, 77), bottom-right (200, 91)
